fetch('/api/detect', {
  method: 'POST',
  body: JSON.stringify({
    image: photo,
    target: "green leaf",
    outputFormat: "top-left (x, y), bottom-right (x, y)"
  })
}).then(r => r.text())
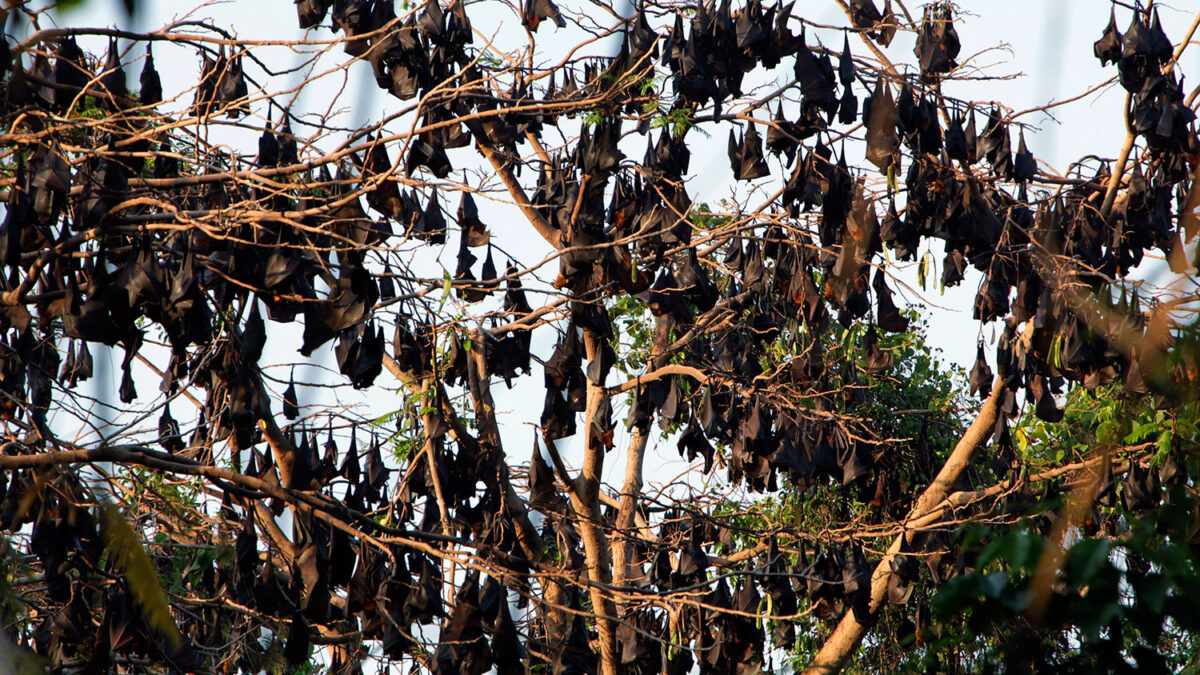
top-left (1065, 538), bottom-right (1110, 587)
top-left (997, 530), bottom-right (1040, 571)
top-left (980, 571), bottom-right (1007, 598)
top-left (932, 575), bottom-right (983, 619)
top-left (1154, 429), bottom-right (1173, 463)
top-left (0, 629), bottom-right (44, 675)
top-left (1133, 572), bottom-right (1168, 615)
top-left (439, 269), bottom-right (452, 312)
top-left (1049, 333), bottom-right (1065, 370)
top-left (101, 504), bottom-right (184, 648)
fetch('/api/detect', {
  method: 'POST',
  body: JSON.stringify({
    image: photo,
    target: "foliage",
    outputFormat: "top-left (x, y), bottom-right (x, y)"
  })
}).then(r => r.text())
top-left (926, 382), bottom-right (1200, 673)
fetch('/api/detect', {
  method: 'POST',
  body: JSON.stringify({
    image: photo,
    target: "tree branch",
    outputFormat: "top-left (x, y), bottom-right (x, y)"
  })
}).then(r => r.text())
top-left (804, 377), bottom-right (1005, 674)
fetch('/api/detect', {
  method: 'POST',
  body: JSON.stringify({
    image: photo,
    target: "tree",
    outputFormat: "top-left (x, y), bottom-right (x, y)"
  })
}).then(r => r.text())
top-left (0, 0), bottom-right (1198, 673)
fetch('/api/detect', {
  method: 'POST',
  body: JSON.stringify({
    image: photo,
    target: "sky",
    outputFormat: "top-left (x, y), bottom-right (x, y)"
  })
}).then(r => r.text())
top-left (23, 0), bottom-right (1200, 493)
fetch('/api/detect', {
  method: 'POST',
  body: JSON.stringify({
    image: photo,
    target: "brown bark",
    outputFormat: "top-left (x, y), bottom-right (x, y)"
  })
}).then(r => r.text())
top-left (567, 329), bottom-right (619, 675)
top-left (477, 142), bottom-right (561, 249)
top-left (610, 428), bottom-right (648, 591)
top-left (804, 377), bottom-right (1004, 674)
